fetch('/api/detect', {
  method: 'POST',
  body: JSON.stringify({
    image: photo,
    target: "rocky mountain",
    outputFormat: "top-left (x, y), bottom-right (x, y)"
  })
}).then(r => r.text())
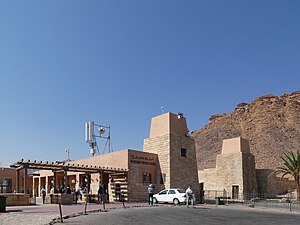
top-left (191, 91), bottom-right (300, 171)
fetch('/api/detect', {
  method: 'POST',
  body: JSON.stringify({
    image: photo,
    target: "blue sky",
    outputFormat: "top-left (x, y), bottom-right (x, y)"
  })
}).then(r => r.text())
top-left (0, 1), bottom-right (299, 167)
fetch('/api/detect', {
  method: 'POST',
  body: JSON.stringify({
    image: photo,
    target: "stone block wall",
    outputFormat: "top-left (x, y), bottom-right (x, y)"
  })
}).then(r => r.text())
top-left (144, 113), bottom-right (200, 200)
top-left (127, 183), bottom-right (148, 202)
top-left (170, 134), bottom-right (199, 190)
top-left (198, 169), bottom-right (218, 190)
top-left (242, 153), bottom-right (257, 194)
top-left (2, 193), bottom-right (30, 206)
top-left (144, 135), bottom-right (170, 188)
top-left (215, 153), bottom-right (244, 192)
top-left (256, 169), bottom-right (296, 195)
top-left (198, 137), bottom-right (257, 199)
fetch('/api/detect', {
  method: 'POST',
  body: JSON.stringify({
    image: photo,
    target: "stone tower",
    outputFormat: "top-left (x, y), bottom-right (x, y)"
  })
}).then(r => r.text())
top-left (221, 137), bottom-right (257, 196)
top-left (144, 112), bottom-right (199, 193)
top-left (198, 137), bottom-right (257, 199)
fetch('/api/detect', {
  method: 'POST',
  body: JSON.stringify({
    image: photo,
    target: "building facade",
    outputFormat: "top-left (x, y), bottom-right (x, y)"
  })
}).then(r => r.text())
top-left (34, 149), bottom-right (157, 203)
top-left (5, 112), bottom-right (295, 205)
top-left (144, 112), bottom-right (199, 194)
top-left (25, 112), bottom-right (199, 203)
top-left (198, 137), bottom-right (257, 199)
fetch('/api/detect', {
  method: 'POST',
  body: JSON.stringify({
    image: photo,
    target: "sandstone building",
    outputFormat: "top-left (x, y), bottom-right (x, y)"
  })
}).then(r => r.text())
top-left (198, 137), bottom-right (257, 199)
top-left (4, 91), bottom-right (300, 205)
top-left (32, 149), bottom-right (157, 203)
top-left (7, 112), bottom-right (199, 204)
top-left (192, 91), bottom-right (300, 196)
top-left (144, 112), bottom-right (199, 194)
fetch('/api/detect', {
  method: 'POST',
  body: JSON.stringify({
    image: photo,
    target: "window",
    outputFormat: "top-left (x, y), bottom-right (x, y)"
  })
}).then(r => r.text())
top-left (143, 173), bottom-right (152, 183)
top-left (181, 148), bottom-right (187, 157)
top-left (159, 190), bottom-right (168, 195)
top-left (0, 179), bottom-right (12, 193)
top-left (177, 189), bottom-right (186, 193)
top-left (168, 190), bottom-right (176, 194)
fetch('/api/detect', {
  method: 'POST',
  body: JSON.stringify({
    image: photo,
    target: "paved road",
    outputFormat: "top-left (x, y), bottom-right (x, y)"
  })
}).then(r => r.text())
top-left (1, 202), bottom-right (148, 225)
top-left (64, 205), bottom-right (300, 225)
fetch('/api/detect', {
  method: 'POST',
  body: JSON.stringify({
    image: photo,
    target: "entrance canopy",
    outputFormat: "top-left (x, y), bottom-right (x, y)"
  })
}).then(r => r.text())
top-left (10, 159), bottom-right (128, 194)
top-left (10, 159), bottom-right (129, 174)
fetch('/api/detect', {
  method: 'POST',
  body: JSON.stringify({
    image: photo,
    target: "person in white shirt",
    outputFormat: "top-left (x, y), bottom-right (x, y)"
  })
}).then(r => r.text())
top-left (186, 186), bottom-right (194, 207)
top-left (50, 186), bottom-right (55, 203)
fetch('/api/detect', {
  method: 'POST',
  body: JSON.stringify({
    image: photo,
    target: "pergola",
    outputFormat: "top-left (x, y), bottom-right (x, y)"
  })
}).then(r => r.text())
top-left (10, 159), bottom-right (129, 194)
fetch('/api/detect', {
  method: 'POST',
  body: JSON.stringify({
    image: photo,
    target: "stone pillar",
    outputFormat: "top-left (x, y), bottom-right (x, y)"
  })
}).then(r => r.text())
top-left (16, 169), bottom-right (20, 193)
top-left (75, 173), bottom-right (80, 190)
top-left (85, 173), bottom-right (90, 194)
top-left (100, 170), bottom-right (103, 186)
top-left (63, 169), bottom-right (67, 191)
top-left (24, 166), bottom-right (28, 194)
top-left (53, 171), bottom-right (57, 192)
top-left (38, 177), bottom-right (41, 196)
top-left (46, 176), bottom-right (51, 193)
top-left (32, 177), bottom-right (35, 196)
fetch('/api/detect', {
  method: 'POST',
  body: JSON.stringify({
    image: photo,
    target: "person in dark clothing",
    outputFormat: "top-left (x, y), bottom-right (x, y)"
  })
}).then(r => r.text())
top-left (59, 185), bottom-right (65, 194)
top-left (98, 185), bottom-right (104, 203)
top-left (41, 186), bottom-right (46, 204)
top-left (66, 185), bottom-right (72, 194)
top-left (147, 184), bottom-right (155, 206)
top-left (115, 184), bottom-right (121, 201)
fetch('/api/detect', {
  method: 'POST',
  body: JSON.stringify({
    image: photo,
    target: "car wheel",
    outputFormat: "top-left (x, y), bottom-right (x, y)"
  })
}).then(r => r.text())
top-left (173, 198), bottom-right (180, 205)
top-left (153, 197), bottom-right (158, 204)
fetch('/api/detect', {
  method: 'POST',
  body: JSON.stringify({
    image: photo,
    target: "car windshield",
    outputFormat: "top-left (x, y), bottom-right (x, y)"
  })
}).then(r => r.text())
top-left (159, 190), bottom-right (168, 195)
top-left (177, 189), bottom-right (186, 193)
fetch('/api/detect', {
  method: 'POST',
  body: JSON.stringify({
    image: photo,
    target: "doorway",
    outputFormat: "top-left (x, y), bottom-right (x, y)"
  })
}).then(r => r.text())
top-left (232, 185), bottom-right (239, 199)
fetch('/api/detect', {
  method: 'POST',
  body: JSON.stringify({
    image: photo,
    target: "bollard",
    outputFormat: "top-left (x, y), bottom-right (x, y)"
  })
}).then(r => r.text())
top-left (102, 194), bottom-right (106, 210)
top-left (84, 194), bottom-right (88, 214)
top-left (289, 193), bottom-right (292, 212)
top-left (58, 203), bottom-right (63, 223)
top-left (121, 193), bottom-right (125, 208)
top-left (226, 192), bottom-right (229, 206)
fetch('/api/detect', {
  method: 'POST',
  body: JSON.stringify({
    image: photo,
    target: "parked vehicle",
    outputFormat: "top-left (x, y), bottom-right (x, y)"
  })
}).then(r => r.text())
top-left (153, 188), bottom-right (187, 205)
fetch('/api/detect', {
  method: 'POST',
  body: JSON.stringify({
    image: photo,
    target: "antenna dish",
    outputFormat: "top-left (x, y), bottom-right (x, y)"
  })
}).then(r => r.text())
top-left (98, 127), bottom-right (105, 135)
top-left (85, 121), bottom-right (111, 155)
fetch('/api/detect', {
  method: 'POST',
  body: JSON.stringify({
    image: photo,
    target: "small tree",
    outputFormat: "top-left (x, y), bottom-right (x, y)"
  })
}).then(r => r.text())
top-left (276, 150), bottom-right (300, 200)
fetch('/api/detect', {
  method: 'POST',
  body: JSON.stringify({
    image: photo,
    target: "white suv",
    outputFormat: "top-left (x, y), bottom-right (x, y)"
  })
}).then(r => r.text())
top-left (153, 188), bottom-right (187, 205)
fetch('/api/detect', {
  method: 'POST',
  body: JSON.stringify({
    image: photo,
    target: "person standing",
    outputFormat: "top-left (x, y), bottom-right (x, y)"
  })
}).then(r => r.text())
top-left (115, 184), bottom-right (121, 201)
top-left (76, 186), bottom-right (82, 201)
top-left (66, 185), bottom-right (72, 194)
top-left (41, 186), bottom-right (46, 204)
top-left (200, 188), bottom-right (205, 204)
top-left (147, 184), bottom-right (155, 206)
top-left (186, 186), bottom-right (193, 207)
top-left (98, 185), bottom-right (104, 203)
top-left (50, 186), bottom-right (55, 204)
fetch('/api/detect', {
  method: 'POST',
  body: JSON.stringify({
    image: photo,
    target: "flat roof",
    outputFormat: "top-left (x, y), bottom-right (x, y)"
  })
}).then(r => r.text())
top-left (10, 159), bottom-right (128, 174)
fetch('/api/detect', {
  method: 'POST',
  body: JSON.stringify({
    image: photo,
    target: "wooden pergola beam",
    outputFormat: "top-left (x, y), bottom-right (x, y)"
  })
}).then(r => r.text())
top-left (10, 159), bottom-right (129, 174)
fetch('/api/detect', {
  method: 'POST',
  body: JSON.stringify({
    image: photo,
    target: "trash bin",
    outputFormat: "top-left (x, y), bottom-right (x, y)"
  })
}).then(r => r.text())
top-left (215, 197), bottom-right (221, 205)
top-left (0, 196), bottom-right (7, 212)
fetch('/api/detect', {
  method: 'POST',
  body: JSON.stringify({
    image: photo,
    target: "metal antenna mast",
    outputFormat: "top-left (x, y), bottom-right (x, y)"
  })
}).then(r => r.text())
top-left (85, 121), bottom-right (111, 156)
